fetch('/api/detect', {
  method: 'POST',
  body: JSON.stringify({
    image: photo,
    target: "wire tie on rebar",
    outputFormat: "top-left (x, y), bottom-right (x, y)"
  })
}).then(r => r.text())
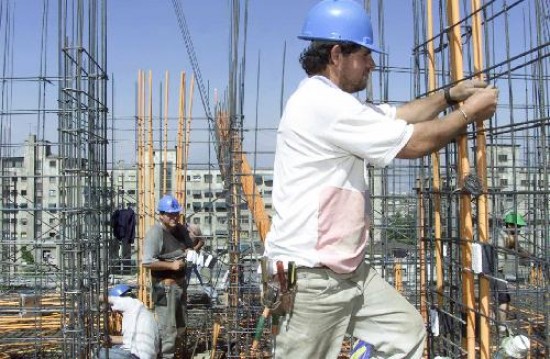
top-left (462, 173), bottom-right (483, 198)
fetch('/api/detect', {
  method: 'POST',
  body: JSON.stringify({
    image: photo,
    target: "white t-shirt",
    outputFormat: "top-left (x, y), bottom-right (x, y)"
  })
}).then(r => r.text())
top-left (109, 296), bottom-right (160, 359)
top-left (264, 76), bottom-right (413, 274)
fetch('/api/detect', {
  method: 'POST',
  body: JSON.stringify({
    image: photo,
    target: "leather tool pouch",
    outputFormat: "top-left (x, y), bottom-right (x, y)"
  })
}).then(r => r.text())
top-left (267, 287), bottom-right (296, 316)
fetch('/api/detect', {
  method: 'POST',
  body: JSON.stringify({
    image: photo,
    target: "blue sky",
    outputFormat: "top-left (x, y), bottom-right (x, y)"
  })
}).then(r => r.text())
top-left (3, 1), bottom-right (414, 145)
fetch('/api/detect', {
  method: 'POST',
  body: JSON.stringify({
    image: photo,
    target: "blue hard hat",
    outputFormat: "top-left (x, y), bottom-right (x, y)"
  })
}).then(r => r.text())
top-left (157, 194), bottom-right (182, 213)
top-left (298, 0), bottom-right (383, 54)
top-left (108, 284), bottom-right (132, 297)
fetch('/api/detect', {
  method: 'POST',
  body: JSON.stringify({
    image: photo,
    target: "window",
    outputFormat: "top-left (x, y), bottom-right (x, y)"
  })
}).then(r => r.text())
top-left (204, 174), bottom-right (213, 183)
top-left (49, 160), bottom-right (56, 168)
top-left (49, 189), bottom-right (56, 196)
top-left (500, 178), bottom-right (508, 187)
top-left (203, 202), bottom-right (213, 212)
top-left (127, 189), bottom-right (136, 195)
top-left (49, 177), bottom-right (56, 183)
top-left (216, 175), bottom-right (223, 183)
top-left (21, 232), bottom-right (27, 238)
top-left (192, 217), bottom-right (201, 225)
top-left (21, 219), bottom-right (28, 225)
top-left (192, 190), bottom-right (202, 199)
top-left (498, 154), bottom-right (508, 162)
top-left (215, 202), bottom-right (227, 212)
top-left (204, 191), bottom-right (213, 198)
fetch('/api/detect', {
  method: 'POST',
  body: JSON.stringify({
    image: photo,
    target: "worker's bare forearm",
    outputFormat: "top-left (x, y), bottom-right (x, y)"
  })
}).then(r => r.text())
top-left (397, 109), bottom-right (467, 158)
top-left (396, 91), bottom-right (448, 124)
top-left (397, 85), bottom-right (498, 158)
top-left (143, 260), bottom-right (181, 272)
top-left (110, 335), bottom-right (123, 345)
top-left (396, 80), bottom-right (491, 124)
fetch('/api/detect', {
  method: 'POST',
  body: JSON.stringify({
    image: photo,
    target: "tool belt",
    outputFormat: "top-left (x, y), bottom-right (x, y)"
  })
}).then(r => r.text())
top-left (260, 258), bottom-right (297, 316)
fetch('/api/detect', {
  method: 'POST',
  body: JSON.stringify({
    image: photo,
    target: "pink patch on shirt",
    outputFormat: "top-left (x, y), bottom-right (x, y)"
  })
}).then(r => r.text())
top-left (316, 187), bottom-right (370, 273)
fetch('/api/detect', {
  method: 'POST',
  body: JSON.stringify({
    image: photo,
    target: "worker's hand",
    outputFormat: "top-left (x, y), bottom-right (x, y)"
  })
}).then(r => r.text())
top-left (460, 85), bottom-right (498, 123)
top-left (100, 334), bottom-right (112, 347)
top-left (171, 259), bottom-right (186, 271)
top-left (449, 79), bottom-right (489, 103)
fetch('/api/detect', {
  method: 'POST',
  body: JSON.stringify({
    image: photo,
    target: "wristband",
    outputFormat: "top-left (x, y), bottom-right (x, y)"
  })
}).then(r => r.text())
top-left (444, 87), bottom-right (458, 107)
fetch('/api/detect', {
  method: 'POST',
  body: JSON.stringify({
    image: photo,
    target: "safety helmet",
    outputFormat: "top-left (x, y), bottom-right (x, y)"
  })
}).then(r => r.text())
top-left (157, 194), bottom-right (182, 213)
top-left (298, 0), bottom-right (383, 53)
top-left (503, 212), bottom-right (526, 227)
top-left (108, 284), bottom-right (132, 297)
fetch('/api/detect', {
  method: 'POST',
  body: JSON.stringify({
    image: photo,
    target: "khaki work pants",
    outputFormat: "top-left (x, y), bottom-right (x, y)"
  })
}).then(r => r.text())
top-left (274, 261), bottom-right (426, 358)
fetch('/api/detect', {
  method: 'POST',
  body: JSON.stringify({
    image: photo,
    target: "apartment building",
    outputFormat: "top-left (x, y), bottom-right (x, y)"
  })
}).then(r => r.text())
top-left (1, 135), bottom-right (61, 273)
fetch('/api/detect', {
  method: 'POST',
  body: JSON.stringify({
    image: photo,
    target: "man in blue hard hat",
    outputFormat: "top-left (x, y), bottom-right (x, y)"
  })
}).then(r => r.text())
top-left (98, 284), bottom-right (160, 359)
top-left (142, 194), bottom-right (194, 358)
top-left (262, 0), bottom-right (499, 357)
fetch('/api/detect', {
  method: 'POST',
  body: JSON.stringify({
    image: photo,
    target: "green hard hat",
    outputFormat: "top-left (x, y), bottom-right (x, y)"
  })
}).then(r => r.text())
top-left (504, 212), bottom-right (526, 227)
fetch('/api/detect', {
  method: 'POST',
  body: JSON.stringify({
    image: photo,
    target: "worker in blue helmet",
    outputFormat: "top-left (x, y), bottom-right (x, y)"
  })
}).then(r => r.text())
top-left (99, 284), bottom-right (160, 359)
top-left (142, 194), bottom-right (194, 358)
top-left (262, 1), bottom-right (499, 358)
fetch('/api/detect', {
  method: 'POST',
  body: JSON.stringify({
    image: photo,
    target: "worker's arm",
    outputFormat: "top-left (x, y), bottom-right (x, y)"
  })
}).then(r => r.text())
top-left (396, 79), bottom-right (489, 124)
top-left (188, 224), bottom-right (205, 251)
top-left (397, 86), bottom-right (498, 159)
top-left (193, 238), bottom-right (205, 251)
top-left (109, 335), bottom-right (123, 345)
top-left (143, 259), bottom-right (185, 272)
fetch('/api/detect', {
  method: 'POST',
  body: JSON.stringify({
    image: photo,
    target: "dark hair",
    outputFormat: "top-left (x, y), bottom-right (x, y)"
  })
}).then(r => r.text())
top-left (299, 41), bottom-right (362, 76)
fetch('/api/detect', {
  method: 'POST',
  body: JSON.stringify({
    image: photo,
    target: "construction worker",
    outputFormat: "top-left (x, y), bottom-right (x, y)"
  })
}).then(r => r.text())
top-left (262, 0), bottom-right (498, 357)
top-left (99, 284), bottom-right (160, 359)
top-left (142, 194), bottom-right (194, 358)
top-left (494, 212), bottom-right (529, 334)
